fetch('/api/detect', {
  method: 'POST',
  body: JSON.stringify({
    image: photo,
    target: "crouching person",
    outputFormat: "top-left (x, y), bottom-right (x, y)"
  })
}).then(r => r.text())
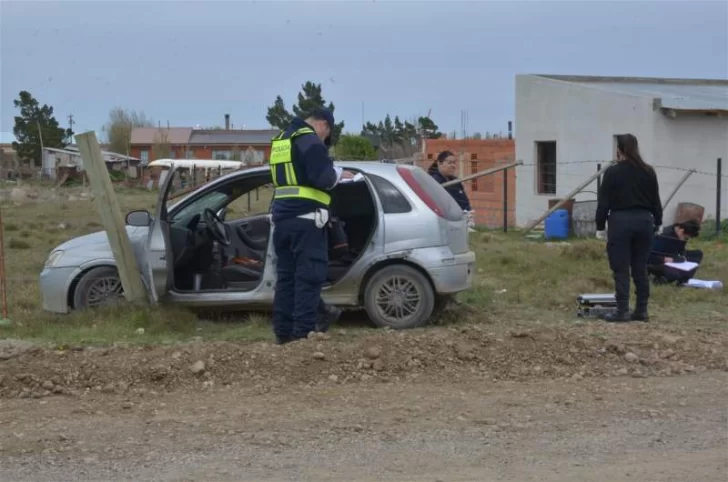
top-left (648, 219), bottom-right (703, 285)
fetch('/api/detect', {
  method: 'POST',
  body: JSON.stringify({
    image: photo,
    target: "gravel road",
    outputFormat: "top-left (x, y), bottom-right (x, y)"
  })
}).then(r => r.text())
top-left (1, 372), bottom-right (726, 482)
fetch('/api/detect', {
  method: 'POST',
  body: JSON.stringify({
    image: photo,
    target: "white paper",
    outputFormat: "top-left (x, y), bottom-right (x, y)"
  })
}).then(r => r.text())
top-left (339, 173), bottom-right (365, 183)
top-left (664, 261), bottom-right (699, 272)
top-left (684, 279), bottom-right (723, 289)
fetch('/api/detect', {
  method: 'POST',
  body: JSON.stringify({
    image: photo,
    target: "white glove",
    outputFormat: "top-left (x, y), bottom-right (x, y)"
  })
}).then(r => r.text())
top-left (465, 210), bottom-right (475, 228)
top-left (596, 230), bottom-right (607, 241)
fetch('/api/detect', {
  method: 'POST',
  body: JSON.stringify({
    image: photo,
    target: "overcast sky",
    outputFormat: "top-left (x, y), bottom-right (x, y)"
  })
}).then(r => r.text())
top-left (1, 0), bottom-right (726, 143)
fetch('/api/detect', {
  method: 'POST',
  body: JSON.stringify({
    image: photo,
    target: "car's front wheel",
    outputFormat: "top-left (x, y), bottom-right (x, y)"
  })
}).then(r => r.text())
top-left (72, 266), bottom-right (125, 310)
top-left (363, 264), bottom-right (435, 329)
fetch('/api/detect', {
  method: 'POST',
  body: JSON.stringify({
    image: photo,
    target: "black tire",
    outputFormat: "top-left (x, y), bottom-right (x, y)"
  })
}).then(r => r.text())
top-left (72, 266), bottom-right (125, 310)
top-left (363, 264), bottom-right (435, 329)
top-left (432, 294), bottom-right (454, 318)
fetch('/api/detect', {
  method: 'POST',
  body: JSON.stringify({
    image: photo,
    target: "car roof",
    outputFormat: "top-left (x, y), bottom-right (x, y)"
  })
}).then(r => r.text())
top-left (166, 161), bottom-right (420, 211)
top-left (235, 161), bottom-right (415, 177)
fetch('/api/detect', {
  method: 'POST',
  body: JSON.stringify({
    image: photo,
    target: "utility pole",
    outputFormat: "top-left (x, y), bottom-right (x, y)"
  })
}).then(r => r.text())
top-left (36, 120), bottom-right (45, 169)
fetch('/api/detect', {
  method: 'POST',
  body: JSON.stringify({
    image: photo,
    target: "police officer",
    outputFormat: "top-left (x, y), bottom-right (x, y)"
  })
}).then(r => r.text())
top-left (595, 133), bottom-right (662, 323)
top-left (269, 108), bottom-right (353, 344)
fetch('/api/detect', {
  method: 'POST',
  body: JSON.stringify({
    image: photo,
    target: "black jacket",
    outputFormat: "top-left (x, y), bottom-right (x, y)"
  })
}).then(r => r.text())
top-left (596, 161), bottom-right (662, 231)
top-left (271, 118), bottom-right (338, 222)
top-left (428, 168), bottom-right (472, 211)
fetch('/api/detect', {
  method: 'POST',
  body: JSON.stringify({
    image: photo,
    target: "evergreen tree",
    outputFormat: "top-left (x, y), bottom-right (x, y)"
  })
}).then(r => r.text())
top-left (266, 82), bottom-right (344, 144)
top-left (12, 91), bottom-right (73, 166)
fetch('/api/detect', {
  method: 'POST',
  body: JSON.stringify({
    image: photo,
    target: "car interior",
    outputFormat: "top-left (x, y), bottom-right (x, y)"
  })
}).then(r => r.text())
top-left (164, 171), bottom-right (378, 293)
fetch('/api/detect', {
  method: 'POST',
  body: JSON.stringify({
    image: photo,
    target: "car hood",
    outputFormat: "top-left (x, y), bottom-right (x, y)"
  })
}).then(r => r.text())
top-left (53, 226), bottom-right (149, 253)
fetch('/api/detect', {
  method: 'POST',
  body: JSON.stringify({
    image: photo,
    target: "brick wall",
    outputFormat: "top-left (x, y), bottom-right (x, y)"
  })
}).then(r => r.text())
top-left (422, 138), bottom-right (516, 228)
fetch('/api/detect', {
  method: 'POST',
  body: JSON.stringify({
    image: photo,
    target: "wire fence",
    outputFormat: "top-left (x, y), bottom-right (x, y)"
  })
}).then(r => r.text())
top-left (457, 158), bottom-right (726, 236)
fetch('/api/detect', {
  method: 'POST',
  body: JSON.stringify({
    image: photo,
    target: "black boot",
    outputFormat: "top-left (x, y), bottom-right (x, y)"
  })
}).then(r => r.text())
top-left (601, 298), bottom-right (631, 323)
top-left (630, 311), bottom-right (649, 322)
top-left (631, 302), bottom-right (649, 322)
top-left (602, 310), bottom-right (632, 323)
top-left (316, 305), bottom-right (342, 333)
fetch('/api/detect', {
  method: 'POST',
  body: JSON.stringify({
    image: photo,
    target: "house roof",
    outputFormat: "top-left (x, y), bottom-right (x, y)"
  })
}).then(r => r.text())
top-left (130, 127), bottom-right (193, 145)
top-left (530, 74), bottom-right (728, 113)
top-left (187, 129), bottom-right (280, 145)
top-left (43, 146), bottom-right (139, 162)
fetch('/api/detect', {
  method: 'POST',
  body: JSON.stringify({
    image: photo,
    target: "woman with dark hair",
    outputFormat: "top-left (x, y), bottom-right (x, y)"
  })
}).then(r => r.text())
top-left (428, 151), bottom-right (475, 230)
top-left (596, 133), bottom-right (663, 323)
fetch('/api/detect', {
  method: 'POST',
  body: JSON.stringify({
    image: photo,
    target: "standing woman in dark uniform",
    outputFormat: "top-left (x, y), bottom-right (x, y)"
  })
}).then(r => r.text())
top-left (428, 151), bottom-right (475, 230)
top-left (595, 134), bottom-right (662, 323)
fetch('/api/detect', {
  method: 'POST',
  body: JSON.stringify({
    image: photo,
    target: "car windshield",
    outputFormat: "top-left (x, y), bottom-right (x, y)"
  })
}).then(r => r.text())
top-left (170, 190), bottom-right (231, 225)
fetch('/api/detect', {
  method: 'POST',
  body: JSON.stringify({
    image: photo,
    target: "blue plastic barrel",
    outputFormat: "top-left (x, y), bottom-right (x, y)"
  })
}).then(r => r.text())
top-left (544, 209), bottom-right (569, 239)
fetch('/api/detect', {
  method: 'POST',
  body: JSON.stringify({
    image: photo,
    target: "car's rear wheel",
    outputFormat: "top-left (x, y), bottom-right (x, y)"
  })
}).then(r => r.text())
top-left (73, 266), bottom-right (125, 310)
top-left (363, 265), bottom-right (435, 329)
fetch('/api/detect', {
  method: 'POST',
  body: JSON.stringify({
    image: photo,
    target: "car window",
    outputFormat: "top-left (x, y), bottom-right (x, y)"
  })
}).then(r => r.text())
top-left (368, 174), bottom-right (412, 214)
top-left (411, 168), bottom-right (464, 221)
top-left (224, 184), bottom-right (274, 221)
top-left (170, 190), bottom-right (230, 225)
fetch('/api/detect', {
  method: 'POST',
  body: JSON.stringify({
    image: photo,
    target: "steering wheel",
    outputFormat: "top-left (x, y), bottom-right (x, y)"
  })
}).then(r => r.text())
top-left (202, 208), bottom-right (231, 246)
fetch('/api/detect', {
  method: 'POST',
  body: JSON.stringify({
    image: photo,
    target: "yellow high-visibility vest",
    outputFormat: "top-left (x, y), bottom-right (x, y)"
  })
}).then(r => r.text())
top-left (269, 127), bottom-right (331, 206)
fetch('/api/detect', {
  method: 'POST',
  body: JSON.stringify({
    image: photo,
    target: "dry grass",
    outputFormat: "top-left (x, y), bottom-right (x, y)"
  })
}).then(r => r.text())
top-left (1, 182), bottom-right (726, 346)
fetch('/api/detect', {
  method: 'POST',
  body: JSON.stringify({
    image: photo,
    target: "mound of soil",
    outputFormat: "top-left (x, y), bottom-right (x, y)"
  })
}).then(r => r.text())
top-left (1, 324), bottom-right (726, 399)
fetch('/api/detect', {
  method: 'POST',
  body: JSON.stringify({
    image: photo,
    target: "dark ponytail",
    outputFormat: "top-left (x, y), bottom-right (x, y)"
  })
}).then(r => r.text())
top-left (428, 150), bottom-right (454, 172)
top-left (616, 134), bottom-right (653, 173)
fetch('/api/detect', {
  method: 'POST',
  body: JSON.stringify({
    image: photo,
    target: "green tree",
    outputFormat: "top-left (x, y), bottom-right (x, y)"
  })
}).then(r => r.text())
top-left (335, 135), bottom-right (377, 160)
top-left (363, 115), bottom-right (423, 147)
top-left (12, 91), bottom-right (73, 166)
top-left (378, 114), bottom-right (403, 147)
top-left (471, 132), bottom-right (483, 140)
top-left (265, 82), bottom-right (345, 145)
top-left (417, 116), bottom-right (442, 139)
top-left (103, 107), bottom-right (154, 155)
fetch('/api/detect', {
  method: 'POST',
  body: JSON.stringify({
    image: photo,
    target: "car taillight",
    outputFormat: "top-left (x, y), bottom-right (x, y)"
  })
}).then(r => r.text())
top-left (396, 166), bottom-right (444, 217)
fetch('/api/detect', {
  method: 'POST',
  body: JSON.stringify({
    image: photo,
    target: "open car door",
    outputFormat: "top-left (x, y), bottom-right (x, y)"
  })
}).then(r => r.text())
top-left (144, 164), bottom-right (179, 303)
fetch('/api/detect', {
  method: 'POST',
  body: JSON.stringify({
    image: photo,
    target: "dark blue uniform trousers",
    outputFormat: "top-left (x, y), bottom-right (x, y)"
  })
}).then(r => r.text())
top-left (272, 217), bottom-right (328, 342)
top-left (606, 209), bottom-right (655, 313)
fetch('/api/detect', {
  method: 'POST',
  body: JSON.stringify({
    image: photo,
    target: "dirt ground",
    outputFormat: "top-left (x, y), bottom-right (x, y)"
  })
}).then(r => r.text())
top-left (1, 324), bottom-right (727, 481)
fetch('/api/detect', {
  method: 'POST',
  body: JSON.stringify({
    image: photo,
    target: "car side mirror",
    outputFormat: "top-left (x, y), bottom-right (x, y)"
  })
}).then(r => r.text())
top-left (125, 210), bottom-right (152, 227)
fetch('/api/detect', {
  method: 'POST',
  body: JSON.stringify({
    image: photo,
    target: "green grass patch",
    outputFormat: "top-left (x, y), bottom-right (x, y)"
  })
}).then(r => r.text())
top-left (1, 186), bottom-right (726, 345)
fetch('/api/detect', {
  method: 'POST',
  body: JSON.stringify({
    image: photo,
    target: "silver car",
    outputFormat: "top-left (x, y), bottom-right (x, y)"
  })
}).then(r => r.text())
top-left (39, 162), bottom-right (475, 329)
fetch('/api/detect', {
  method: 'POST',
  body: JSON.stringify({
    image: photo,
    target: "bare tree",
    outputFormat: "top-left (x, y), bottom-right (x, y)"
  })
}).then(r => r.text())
top-left (104, 107), bottom-right (154, 155)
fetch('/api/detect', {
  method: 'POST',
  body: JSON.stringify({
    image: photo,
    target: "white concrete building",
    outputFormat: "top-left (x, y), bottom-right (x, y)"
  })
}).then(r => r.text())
top-left (514, 74), bottom-right (728, 228)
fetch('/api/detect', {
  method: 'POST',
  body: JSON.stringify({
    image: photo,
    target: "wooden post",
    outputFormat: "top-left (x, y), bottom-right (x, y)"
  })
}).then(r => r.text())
top-left (75, 131), bottom-right (147, 304)
top-left (0, 203), bottom-right (9, 320)
top-left (661, 169), bottom-right (695, 210)
top-left (503, 168), bottom-right (508, 233)
top-left (717, 158), bottom-right (723, 237)
top-left (442, 160), bottom-right (522, 188)
top-left (522, 161), bottom-right (615, 236)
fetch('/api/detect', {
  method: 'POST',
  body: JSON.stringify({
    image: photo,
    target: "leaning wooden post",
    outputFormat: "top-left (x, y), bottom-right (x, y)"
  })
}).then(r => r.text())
top-left (661, 169), bottom-right (696, 210)
top-left (522, 161), bottom-right (616, 236)
top-left (442, 160), bottom-right (522, 188)
top-left (75, 131), bottom-right (148, 304)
